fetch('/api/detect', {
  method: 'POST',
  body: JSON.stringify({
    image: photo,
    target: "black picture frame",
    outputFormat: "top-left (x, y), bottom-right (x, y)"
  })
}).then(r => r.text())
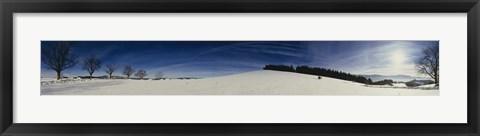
top-left (1, 0), bottom-right (479, 135)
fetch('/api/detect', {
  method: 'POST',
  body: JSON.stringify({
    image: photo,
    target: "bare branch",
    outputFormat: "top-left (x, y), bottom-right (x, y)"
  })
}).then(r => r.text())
top-left (135, 70), bottom-right (147, 79)
top-left (41, 42), bottom-right (78, 80)
top-left (123, 65), bottom-right (135, 79)
top-left (82, 55), bottom-right (102, 78)
top-left (104, 64), bottom-right (118, 79)
top-left (415, 43), bottom-right (439, 84)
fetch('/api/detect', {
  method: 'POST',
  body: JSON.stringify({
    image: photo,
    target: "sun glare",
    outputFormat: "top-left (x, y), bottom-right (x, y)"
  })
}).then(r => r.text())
top-left (391, 49), bottom-right (407, 65)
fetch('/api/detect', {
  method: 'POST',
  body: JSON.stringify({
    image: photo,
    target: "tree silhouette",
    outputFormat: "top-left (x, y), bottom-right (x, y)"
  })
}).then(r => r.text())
top-left (415, 44), bottom-right (439, 84)
top-left (82, 55), bottom-right (102, 79)
top-left (371, 79), bottom-right (394, 86)
top-left (123, 65), bottom-right (135, 79)
top-left (264, 64), bottom-right (372, 84)
top-left (41, 41), bottom-right (78, 80)
top-left (263, 64), bottom-right (295, 72)
top-left (104, 64), bottom-right (118, 79)
top-left (135, 70), bottom-right (147, 79)
top-left (154, 72), bottom-right (164, 80)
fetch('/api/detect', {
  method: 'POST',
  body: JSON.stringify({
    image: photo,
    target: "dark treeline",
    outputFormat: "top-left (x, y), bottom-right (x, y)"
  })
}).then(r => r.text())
top-left (263, 65), bottom-right (295, 72)
top-left (263, 64), bottom-right (373, 84)
top-left (371, 79), bottom-right (394, 86)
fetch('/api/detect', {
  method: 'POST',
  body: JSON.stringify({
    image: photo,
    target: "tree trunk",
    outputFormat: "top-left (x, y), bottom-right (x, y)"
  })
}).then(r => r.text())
top-left (56, 71), bottom-right (61, 80)
top-left (90, 73), bottom-right (93, 79)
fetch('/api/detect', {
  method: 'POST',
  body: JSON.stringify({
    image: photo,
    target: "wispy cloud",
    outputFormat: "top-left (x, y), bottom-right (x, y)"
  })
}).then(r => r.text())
top-left (305, 41), bottom-right (435, 76)
top-left (41, 41), bottom-right (437, 78)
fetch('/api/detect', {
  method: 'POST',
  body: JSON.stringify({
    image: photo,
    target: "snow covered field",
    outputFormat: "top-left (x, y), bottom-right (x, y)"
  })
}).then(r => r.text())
top-left (41, 70), bottom-right (439, 95)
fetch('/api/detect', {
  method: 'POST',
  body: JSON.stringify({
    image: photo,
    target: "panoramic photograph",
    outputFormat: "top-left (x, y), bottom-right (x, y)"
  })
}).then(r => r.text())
top-left (40, 41), bottom-right (439, 95)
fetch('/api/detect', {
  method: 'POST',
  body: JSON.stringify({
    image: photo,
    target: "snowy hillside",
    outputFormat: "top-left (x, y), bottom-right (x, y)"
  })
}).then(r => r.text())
top-left (362, 74), bottom-right (431, 82)
top-left (41, 70), bottom-right (439, 95)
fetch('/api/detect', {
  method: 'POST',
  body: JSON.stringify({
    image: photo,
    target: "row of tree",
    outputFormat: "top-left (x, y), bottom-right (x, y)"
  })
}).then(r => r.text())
top-left (263, 64), bottom-right (374, 84)
top-left (41, 42), bottom-right (152, 80)
top-left (262, 65), bottom-right (295, 72)
top-left (370, 79), bottom-right (394, 86)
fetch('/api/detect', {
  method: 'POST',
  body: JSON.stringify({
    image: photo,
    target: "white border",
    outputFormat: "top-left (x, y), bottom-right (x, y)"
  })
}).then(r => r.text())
top-left (14, 13), bottom-right (467, 123)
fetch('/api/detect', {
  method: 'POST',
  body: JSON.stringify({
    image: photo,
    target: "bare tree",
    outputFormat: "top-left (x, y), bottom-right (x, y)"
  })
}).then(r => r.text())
top-left (82, 55), bottom-right (102, 79)
top-left (41, 41), bottom-right (78, 80)
top-left (123, 65), bottom-right (135, 79)
top-left (415, 44), bottom-right (439, 84)
top-left (135, 70), bottom-right (147, 79)
top-left (104, 64), bottom-right (118, 79)
top-left (154, 72), bottom-right (164, 80)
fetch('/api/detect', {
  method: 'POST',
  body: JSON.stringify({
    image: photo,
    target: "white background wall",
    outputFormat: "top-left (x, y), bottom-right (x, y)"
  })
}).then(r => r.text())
top-left (14, 13), bottom-right (467, 123)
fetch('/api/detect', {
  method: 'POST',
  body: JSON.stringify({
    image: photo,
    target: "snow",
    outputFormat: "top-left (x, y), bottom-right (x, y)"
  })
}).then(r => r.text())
top-left (418, 84), bottom-right (439, 89)
top-left (392, 83), bottom-right (408, 88)
top-left (41, 77), bottom-right (95, 85)
top-left (41, 70), bottom-right (439, 95)
top-left (366, 83), bottom-right (438, 90)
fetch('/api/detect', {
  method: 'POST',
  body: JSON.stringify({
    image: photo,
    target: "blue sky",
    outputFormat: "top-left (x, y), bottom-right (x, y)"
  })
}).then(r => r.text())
top-left (41, 41), bottom-right (438, 78)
